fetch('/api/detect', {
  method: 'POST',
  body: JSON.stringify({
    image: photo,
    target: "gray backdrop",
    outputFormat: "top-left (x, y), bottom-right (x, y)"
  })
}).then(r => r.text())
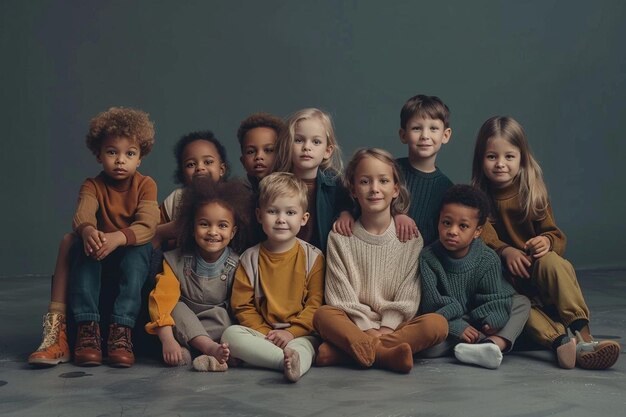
top-left (2, 0), bottom-right (625, 277)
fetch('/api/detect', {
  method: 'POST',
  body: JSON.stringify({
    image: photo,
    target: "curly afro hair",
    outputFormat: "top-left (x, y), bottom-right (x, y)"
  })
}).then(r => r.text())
top-left (176, 176), bottom-right (254, 255)
top-left (86, 107), bottom-right (155, 157)
top-left (236, 112), bottom-right (285, 150)
top-left (173, 131), bottom-right (229, 184)
top-left (440, 184), bottom-right (491, 226)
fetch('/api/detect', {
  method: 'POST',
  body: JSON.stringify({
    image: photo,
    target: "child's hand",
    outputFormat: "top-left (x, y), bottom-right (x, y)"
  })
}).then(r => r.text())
top-left (393, 214), bottom-right (419, 242)
top-left (332, 211), bottom-right (354, 237)
top-left (501, 247), bottom-right (532, 279)
top-left (524, 236), bottom-right (550, 259)
top-left (266, 329), bottom-right (294, 349)
top-left (379, 326), bottom-right (394, 335)
top-left (81, 226), bottom-right (105, 257)
top-left (482, 324), bottom-right (499, 336)
top-left (461, 325), bottom-right (480, 343)
top-left (94, 231), bottom-right (126, 260)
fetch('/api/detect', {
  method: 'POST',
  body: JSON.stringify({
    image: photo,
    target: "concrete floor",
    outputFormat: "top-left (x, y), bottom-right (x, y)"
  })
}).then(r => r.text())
top-left (0, 270), bottom-right (624, 417)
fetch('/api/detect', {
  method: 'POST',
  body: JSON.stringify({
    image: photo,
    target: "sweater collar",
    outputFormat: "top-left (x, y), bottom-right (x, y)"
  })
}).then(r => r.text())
top-left (398, 158), bottom-right (443, 179)
top-left (490, 181), bottom-right (519, 200)
top-left (99, 171), bottom-right (136, 191)
top-left (432, 239), bottom-right (484, 273)
top-left (352, 219), bottom-right (397, 245)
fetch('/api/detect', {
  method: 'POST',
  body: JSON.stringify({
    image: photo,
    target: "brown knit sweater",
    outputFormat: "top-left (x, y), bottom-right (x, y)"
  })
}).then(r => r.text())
top-left (72, 171), bottom-right (159, 246)
top-left (480, 183), bottom-right (566, 256)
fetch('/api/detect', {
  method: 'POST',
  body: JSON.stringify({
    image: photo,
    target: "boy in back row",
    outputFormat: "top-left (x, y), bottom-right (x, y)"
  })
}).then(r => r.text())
top-left (333, 94), bottom-right (453, 245)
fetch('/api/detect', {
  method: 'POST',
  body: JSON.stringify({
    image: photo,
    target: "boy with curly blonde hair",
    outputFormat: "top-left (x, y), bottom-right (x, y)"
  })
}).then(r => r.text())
top-left (68, 107), bottom-right (159, 368)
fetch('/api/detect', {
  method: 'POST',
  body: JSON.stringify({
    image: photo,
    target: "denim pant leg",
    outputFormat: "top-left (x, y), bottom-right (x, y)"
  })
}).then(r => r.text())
top-left (70, 241), bottom-right (102, 324)
top-left (111, 243), bottom-right (152, 327)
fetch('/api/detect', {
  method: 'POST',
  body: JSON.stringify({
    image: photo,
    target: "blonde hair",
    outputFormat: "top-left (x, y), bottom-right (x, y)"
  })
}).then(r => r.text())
top-left (344, 148), bottom-right (410, 216)
top-left (258, 172), bottom-right (309, 212)
top-left (471, 116), bottom-right (549, 221)
top-left (271, 108), bottom-right (343, 176)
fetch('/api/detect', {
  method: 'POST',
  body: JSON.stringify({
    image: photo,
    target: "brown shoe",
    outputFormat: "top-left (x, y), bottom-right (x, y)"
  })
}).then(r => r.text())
top-left (107, 324), bottom-right (134, 368)
top-left (74, 321), bottom-right (102, 366)
top-left (29, 313), bottom-right (71, 366)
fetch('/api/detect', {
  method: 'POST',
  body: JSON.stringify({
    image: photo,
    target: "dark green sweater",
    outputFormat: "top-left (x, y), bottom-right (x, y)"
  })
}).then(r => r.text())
top-left (419, 239), bottom-right (514, 339)
top-left (396, 158), bottom-right (453, 245)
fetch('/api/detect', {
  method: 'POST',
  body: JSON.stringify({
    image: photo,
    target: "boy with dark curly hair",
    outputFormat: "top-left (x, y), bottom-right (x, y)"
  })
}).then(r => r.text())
top-left (236, 112), bottom-right (284, 189)
top-left (68, 107), bottom-right (159, 368)
top-left (419, 185), bottom-right (530, 369)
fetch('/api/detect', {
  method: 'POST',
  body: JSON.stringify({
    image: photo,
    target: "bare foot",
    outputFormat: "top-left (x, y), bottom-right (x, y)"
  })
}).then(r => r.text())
top-left (283, 348), bottom-right (301, 383)
top-left (206, 342), bottom-right (230, 364)
top-left (193, 355), bottom-right (228, 372)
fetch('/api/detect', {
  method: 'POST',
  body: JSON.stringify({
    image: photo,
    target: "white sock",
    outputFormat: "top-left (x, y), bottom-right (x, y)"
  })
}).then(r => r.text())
top-left (454, 343), bottom-right (503, 369)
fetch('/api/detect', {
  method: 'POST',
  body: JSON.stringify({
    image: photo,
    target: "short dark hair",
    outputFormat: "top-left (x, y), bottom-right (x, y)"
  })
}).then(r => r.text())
top-left (176, 176), bottom-right (253, 255)
top-left (236, 112), bottom-right (285, 150)
top-left (440, 184), bottom-right (490, 226)
top-left (173, 131), bottom-right (229, 184)
top-left (86, 107), bottom-right (155, 157)
top-left (400, 94), bottom-right (450, 129)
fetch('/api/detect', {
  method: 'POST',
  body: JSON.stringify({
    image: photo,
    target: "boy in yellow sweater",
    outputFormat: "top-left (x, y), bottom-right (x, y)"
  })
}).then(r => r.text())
top-left (222, 172), bottom-right (324, 382)
top-left (69, 107), bottom-right (159, 368)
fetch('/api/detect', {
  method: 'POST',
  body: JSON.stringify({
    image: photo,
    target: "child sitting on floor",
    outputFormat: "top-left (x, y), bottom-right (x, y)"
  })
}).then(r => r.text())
top-left (419, 184), bottom-right (530, 369)
top-left (222, 172), bottom-right (325, 382)
top-left (146, 177), bottom-right (252, 370)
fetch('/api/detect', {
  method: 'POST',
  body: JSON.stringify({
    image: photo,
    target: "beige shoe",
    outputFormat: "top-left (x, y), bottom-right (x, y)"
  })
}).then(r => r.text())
top-left (556, 337), bottom-right (577, 369)
top-left (575, 330), bottom-right (621, 370)
top-left (28, 313), bottom-right (70, 366)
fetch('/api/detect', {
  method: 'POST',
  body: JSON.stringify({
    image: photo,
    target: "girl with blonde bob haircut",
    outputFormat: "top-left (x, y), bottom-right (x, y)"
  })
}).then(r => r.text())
top-left (471, 116), bottom-right (620, 370)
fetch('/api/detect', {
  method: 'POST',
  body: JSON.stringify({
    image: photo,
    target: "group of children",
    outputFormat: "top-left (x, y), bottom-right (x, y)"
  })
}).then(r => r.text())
top-left (28, 94), bottom-right (621, 381)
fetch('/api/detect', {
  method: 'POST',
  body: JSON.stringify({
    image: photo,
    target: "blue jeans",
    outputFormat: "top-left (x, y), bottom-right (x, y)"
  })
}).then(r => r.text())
top-left (70, 241), bottom-right (152, 327)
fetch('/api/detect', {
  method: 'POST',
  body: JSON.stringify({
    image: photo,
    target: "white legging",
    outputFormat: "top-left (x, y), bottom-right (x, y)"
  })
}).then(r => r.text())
top-left (221, 325), bottom-right (319, 376)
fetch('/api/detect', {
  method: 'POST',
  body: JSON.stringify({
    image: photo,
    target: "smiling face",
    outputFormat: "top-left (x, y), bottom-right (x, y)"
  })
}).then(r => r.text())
top-left (98, 136), bottom-right (141, 181)
top-left (194, 202), bottom-right (237, 263)
top-left (399, 115), bottom-right (451, 169)
top-left (181, 140), bottom-right (226, 185)
top-left (240, 127), bottom-right (277, 179)
top-left (291, 118), bottom-right (333, 179)
top-left (483, 136), bottom-right (521, 188)
top-left (438, 203), bottom-right (482, 259)
top-left (256, 194), bottom-right (309, 252)
top-left (351, 156), bottom-right (399, 217)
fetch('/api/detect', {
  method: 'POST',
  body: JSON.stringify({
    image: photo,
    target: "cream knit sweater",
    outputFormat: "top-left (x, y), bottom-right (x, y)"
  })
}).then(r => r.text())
top-left (325, 219), bottom-right (423, 331)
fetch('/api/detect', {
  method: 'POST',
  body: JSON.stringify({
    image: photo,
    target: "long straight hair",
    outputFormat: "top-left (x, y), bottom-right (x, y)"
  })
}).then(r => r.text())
top-left (271, 108), bottom-right (343, 177)
top-left (471, 116), bottom-right (549, 221)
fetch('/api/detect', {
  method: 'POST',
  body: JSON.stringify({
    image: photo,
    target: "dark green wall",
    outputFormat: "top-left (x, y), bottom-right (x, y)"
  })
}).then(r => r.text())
top-left (2, 0), bottom-right (625, 276)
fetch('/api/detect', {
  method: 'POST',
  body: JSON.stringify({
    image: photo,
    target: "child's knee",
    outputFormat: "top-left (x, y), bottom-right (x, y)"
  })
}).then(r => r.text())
top-left (313, 305), bottom-right (339, 329)
top-left (419, 313), bottom-right (449, 341)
